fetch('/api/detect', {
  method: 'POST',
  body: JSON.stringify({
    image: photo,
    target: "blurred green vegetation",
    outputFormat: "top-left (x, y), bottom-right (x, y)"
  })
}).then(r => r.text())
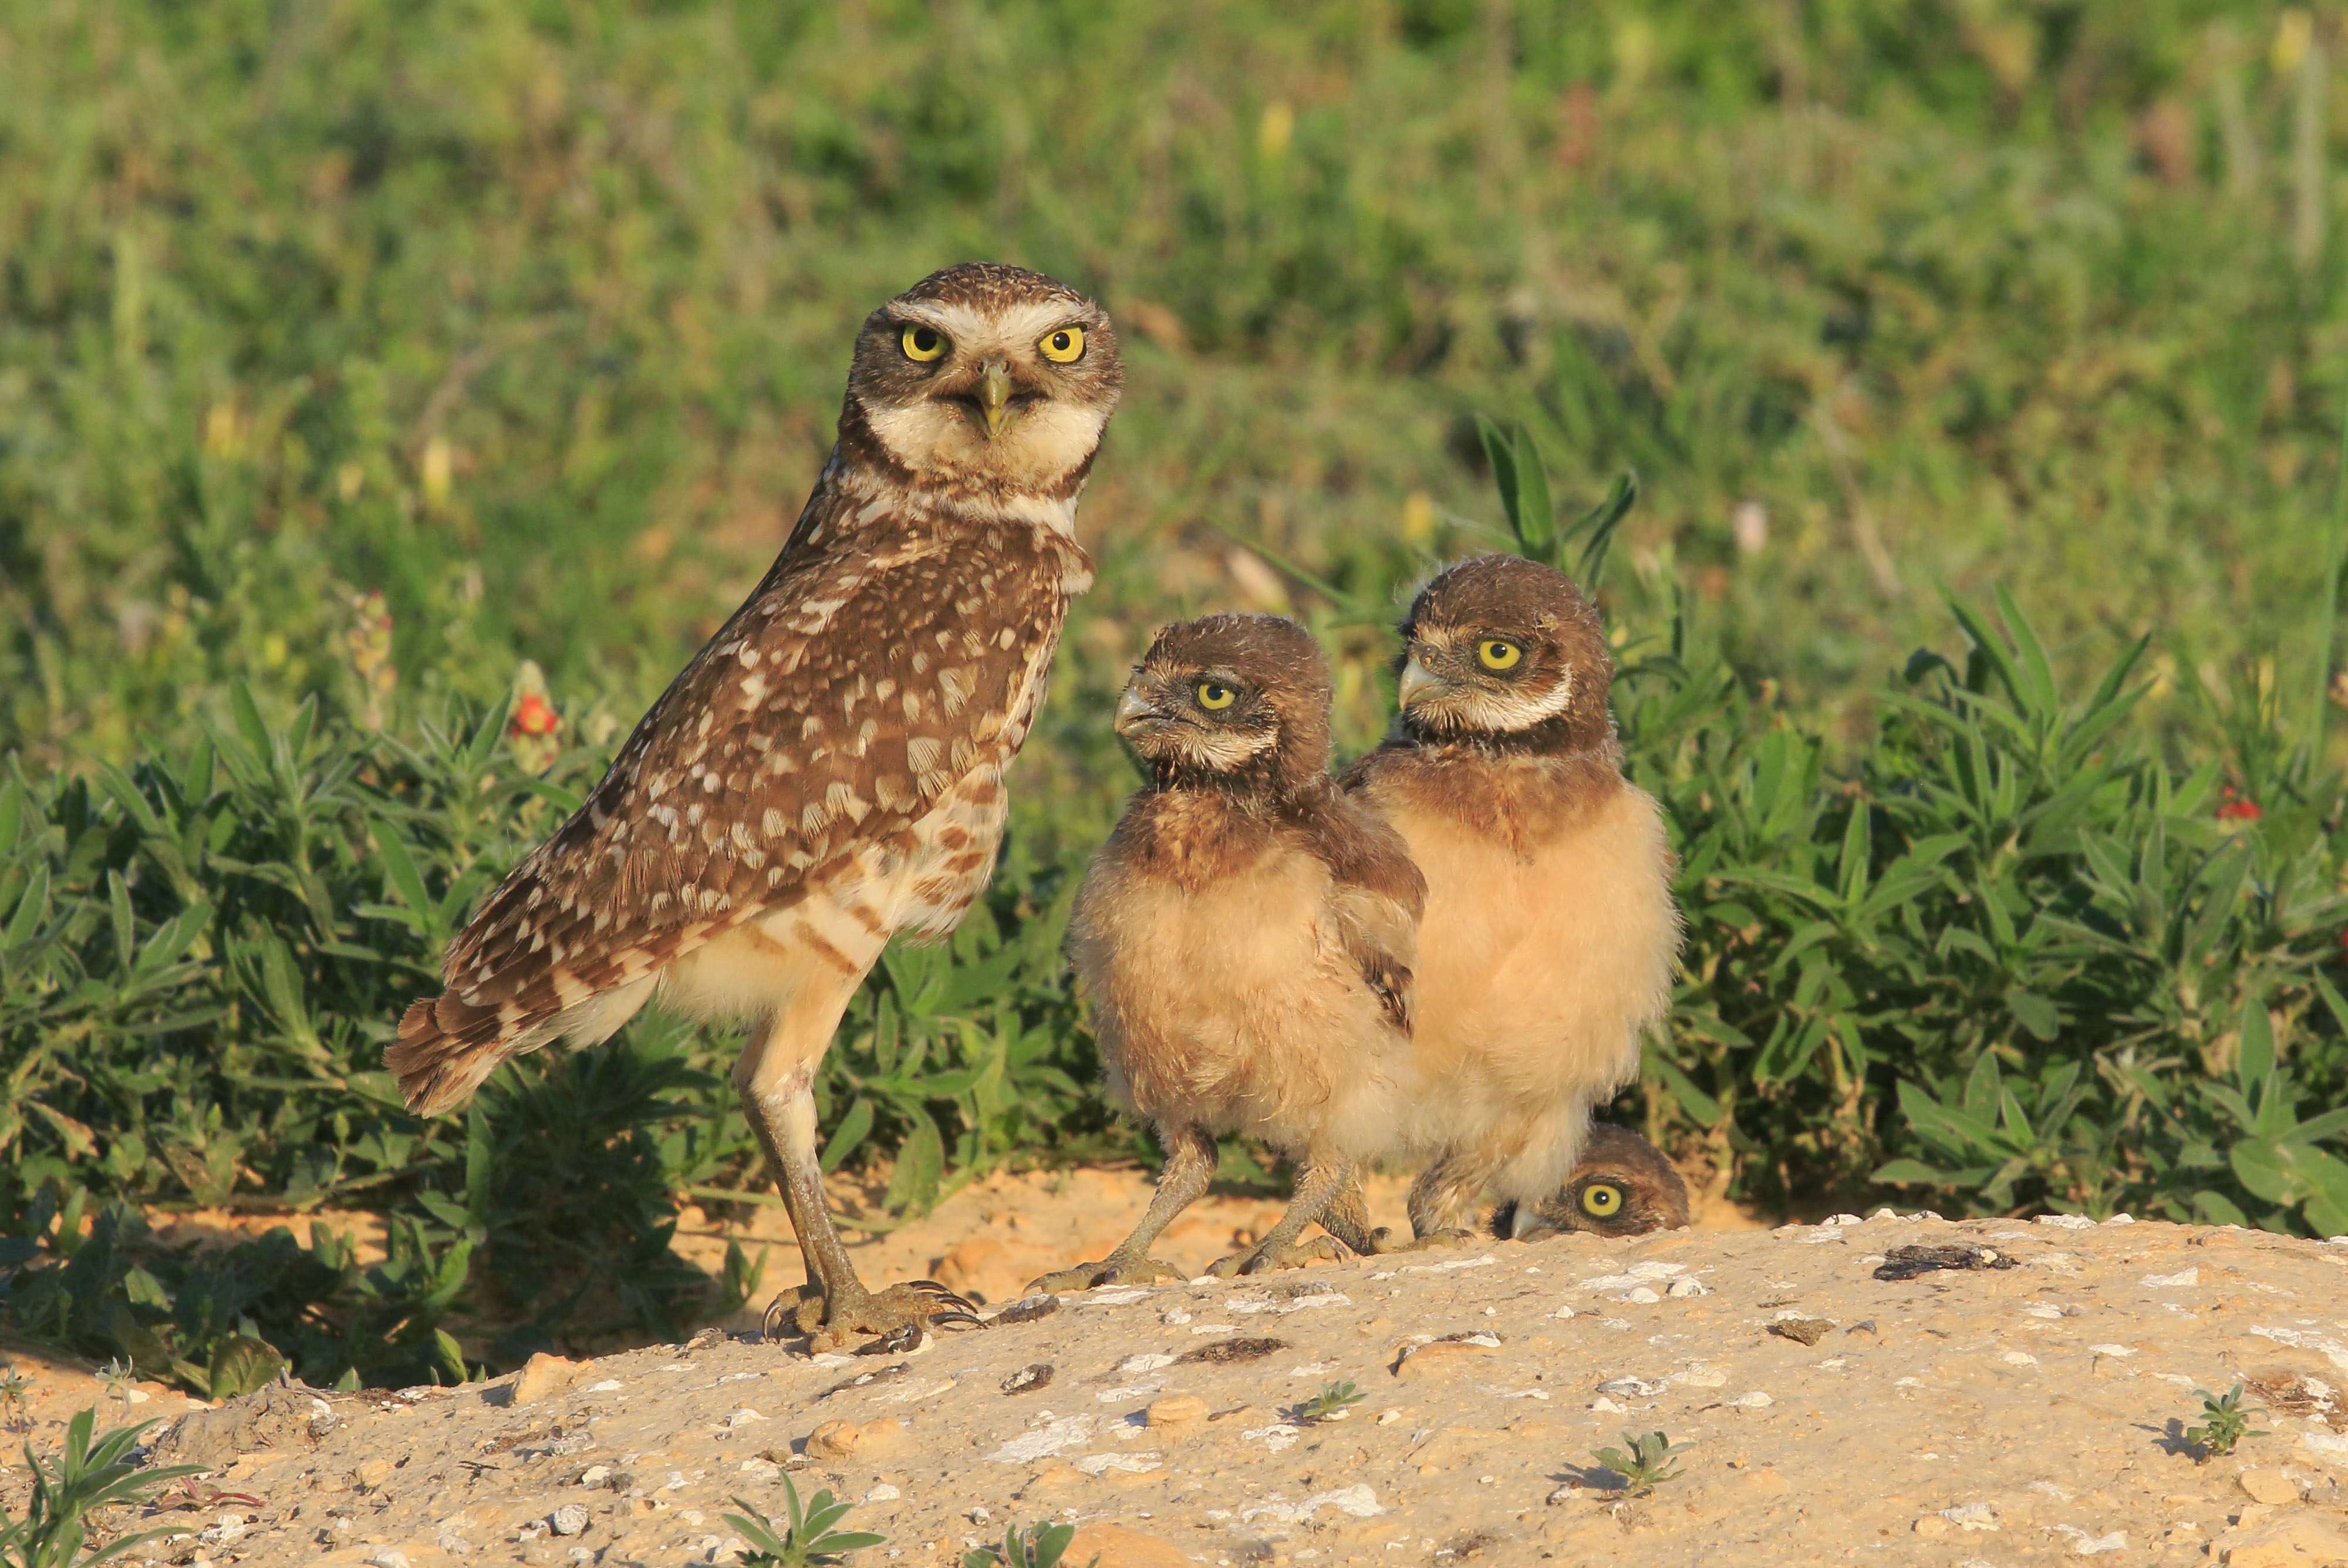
top-left (3, 0), bottom-right (2347, 1387)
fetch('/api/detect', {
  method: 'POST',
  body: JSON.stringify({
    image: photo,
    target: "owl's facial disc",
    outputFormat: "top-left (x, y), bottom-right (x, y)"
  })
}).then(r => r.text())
top-left (1114, 667), bottom-right (1280, 773)
top-left (856, 294), bottom-right (1119, 492)
top-left (1396, 626), bottom-right (1577, 735)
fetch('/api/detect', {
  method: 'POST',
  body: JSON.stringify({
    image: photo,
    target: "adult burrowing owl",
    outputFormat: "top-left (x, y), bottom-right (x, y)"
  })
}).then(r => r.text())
top-left (1342, 555), bottom-right (1681, 1246)
top-left (389, 263), bottom-right (1122, 1347)
top-left (1031, 615), bottom-right (1426, 1290)
top-left (1497, 1122), bottom-right (1691, 1239)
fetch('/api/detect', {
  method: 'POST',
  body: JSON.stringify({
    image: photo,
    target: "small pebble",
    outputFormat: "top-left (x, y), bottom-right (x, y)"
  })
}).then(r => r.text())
top-left (551, 1504), bottom-right (591, 1537)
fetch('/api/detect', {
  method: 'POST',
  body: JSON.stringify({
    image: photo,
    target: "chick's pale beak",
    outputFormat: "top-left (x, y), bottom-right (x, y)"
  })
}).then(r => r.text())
top-left (979, 360), bottom-right (1014, 439)
top-left (1396, 655), bottom-right (1442, 709)
top-left (1113, 685), bottom-right (1161, 737)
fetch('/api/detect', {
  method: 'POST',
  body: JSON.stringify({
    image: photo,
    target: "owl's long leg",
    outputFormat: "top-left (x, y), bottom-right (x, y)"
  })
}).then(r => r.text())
top-left (1028, 1124), bottom-right (1215, 1294)
top-left (733, 975), bottom-right (977, 1350)
top-left (1208, 1152), bottom-right (1358, 1276)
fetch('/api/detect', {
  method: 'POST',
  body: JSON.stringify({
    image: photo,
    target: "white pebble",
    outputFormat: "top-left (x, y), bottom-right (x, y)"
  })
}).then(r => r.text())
top-left (864, 1485), bottom-right (899, 1502)
top-left (551, 1504), bottom-right (591, 1537)
top-left (1729, 1391), bottom-right (1773, 1408)
top-left (583, 1379), bottom-right (624, 1393)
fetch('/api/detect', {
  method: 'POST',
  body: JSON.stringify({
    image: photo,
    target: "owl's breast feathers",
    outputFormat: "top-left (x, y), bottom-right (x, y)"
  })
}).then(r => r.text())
top-left (1072, 785), bottom-right (1424, 1145)
top-left (390, 480), bottom-right (1091, 1111)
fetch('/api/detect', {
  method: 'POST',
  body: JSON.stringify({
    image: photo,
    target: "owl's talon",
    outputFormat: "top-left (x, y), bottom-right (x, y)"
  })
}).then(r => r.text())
top-left (768, 1281), bottom-right (976, 1352)
top-left (1026, 1255), bottom-right (1183, 1296)
top-left (1208, 1233), bottom-right (1353, 1277)
top-left (1357, 1225), bottom-right (1477, 1257)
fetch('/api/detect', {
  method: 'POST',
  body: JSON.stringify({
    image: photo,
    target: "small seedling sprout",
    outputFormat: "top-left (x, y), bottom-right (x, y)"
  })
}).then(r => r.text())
top-left (0, 1368), bottom-right (29, 1433)
top-left (96, 1360), bottom-right (136, 1411)
top-left (963, 1520), bottom-right (1098, 1568)
top-left (1296, 1380), bottom-right (1368, 1423)
top-left (721, 1472), bottom-right (886, 1566)
top-left (1591, 1429), bottom-right (1686, 1497)
top-left (2184, 1384), bottom-right (2266, 1462)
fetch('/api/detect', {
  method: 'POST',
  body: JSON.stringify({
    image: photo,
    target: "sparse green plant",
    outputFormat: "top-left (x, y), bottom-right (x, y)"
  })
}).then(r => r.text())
top-left (962, 1520), bottom-right (1096, 1568)
top-left (721, 1476), bottom-right (885, 1567)
top-left (2184, 1384), bottom-right (2267, 1462)
top-left (1591, 1431), bottom-right (1686, 1498)
top-left (1294, 1380), bottom-right (1368, 1423)
top-left (0, 1406), bottom-right (207, 1567)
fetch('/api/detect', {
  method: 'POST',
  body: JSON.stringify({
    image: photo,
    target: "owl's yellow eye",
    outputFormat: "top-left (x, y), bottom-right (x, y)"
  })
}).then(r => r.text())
top-left (901, 324), bottom-right (948, 362)
top-left (1038, 325), bottom-right (1085, 363)
top-left (1581, 1182), bottom-right (1624, 1218)
top-left (1195, 681), bottom-right (1236, 710)
top-left (1476, 638), bottom-right (1523, 671)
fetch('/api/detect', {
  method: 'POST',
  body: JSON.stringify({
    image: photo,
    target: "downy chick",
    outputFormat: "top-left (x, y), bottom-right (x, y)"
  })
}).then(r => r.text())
top-left (1033, 613), bottom-right (1426, 1288)
top-left (1342, 555), bottom-right (1682, 1245)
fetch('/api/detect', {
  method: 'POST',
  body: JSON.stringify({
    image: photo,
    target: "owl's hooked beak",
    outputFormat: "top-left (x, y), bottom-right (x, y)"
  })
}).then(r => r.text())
top-left (978, 360), bottom-right (1014, 439)
top-left (1112, 684), bottom-right (1164, 737)
top-left (1396, 655), bottom-right (1443, 709)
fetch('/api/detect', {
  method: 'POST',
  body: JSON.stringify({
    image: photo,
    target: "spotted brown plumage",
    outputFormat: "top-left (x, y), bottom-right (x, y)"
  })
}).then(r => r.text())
top-left (390, 262), bottom-right (1123, 1348)
top-left (1031, 615), bottom-right (1427, 1291)
top-left (1341, 554), bottom-right (1684, 1249)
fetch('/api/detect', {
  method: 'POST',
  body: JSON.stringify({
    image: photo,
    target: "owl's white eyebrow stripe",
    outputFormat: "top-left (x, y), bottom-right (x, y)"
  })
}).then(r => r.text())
top-left (893, 299), bottom-right (1090, 358)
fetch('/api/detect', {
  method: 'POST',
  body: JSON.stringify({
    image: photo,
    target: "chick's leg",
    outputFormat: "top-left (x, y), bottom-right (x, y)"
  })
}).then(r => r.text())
top-left (1209, 1152), bottom-right (1357, 1276)
top-left (1028, 1123), bottom-right (1216, 1293)
top-left (735, 977), bottom-right (976, 1350)
top-left (1317, 1176), bottom-right (1382, 1256)
top-left (1391, 1148), bottom-right (1489, 1251)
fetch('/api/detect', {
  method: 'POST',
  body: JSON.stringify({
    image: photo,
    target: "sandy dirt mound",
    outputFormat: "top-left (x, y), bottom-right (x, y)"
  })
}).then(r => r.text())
top-left (18, 1213), bottom-right (2348, 1567)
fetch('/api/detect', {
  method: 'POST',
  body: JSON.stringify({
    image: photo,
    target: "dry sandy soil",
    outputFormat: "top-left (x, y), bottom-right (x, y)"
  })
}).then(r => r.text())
top-left (9, 1205), bottom-right (2348, 1567)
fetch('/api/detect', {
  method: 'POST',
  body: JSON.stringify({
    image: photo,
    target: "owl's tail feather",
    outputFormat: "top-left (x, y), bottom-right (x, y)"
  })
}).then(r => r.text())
top-left (390, 973), bottom-right (657, 1116)
top-left (388, 993), bottom-right (542, 1117)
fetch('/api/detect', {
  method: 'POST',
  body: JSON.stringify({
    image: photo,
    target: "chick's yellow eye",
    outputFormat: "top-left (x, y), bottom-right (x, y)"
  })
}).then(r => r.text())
top-left (1581, 1182), bottom-right (1623, 1217)
top-left (1038, 325), bottom-right (1085, 363)
top-left (1195, 682), bottom-right (1235, 710)
top-left (901, 324), bottom-right (947, 362)
top-left (1477, 638), bottom-right (1523, 671)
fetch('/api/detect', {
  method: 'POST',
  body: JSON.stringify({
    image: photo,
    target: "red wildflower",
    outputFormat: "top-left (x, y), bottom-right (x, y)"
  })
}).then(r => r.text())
top-left (509, 692), bottom-right (560, 737)
top-left (2215, 787), bottom-right (2261, 823)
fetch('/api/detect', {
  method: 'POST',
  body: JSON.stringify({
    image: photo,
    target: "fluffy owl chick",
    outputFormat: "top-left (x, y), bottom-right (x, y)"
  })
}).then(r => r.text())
top-left (1493, 1122), bottom-right (1691, 1239)
top-left (1343, 555), bottom-right (1681, 1245)
top-left (1033, 615), bottom-right (1426, 1290)
top-left (389, 263), bottom-right (1122, 1348)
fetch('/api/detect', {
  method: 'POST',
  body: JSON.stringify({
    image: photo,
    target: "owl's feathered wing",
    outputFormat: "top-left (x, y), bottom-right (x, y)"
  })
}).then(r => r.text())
top-left (389, 473), bottom-right (1089, 1114)
top-left (1314, 793), bottom-right (1426, 1037)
